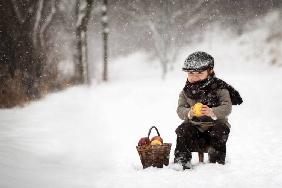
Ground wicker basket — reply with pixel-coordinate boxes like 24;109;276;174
136;126;172;169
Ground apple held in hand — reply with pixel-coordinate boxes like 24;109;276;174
138;137;150;146
193;102;203;117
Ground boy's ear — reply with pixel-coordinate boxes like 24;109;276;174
208;69;215;76
208;68;214;73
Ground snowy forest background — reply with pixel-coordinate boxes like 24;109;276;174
1;0;282;188
1;0;282;107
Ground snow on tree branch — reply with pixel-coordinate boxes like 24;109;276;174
76;0;88;27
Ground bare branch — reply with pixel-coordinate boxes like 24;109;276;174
146;21;165;61
33;0;44;48
118;0;152;24
76;0;88;27
184;9;207;29
170;10;183;23
40;0;57;49
82;0;94;29
187;0;207;17
11;0;25;24
11;0;37;24
183;0;213;29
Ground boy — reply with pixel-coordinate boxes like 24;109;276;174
174;51;243;170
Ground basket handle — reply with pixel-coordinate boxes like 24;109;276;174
147;126;160;138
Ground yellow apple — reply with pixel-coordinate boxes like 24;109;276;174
150;140;162;145
193;102;203;117
150;136;163;144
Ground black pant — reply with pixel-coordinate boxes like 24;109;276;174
174;122;230;164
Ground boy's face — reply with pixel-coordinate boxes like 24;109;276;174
187;70;210;83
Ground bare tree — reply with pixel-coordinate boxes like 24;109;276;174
0;0;96;107
119;0;211;78
0;0;59;107
101;0;109;81
75;0;94;84
91;0;109;81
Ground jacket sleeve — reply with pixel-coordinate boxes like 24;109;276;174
212;89;232;120
176;90;191;120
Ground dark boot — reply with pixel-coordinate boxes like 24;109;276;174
182;161;192;170
174;123;200;169
208;124;230;164
208;147;217;163
174;136;191;164
208;147;226;164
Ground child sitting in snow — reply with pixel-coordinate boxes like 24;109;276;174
174;51;243;170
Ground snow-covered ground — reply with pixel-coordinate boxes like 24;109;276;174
1;13;282;188
1;51;282;188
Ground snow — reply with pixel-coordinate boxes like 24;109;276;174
76;0;88;27
1;12;282;188
183;51;213;71
102;15;108;23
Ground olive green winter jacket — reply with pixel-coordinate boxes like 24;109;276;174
177;89;232;132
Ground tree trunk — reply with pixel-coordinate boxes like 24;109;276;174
161;59;168;79
76;27;84;84
0;0;43;107
102;0;109;82
75;0;93;85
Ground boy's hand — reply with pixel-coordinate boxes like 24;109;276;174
187;106;194;119
188;105;216;119
201;105;215;117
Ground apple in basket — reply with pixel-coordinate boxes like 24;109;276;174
138;137;150;146
150;136;163;145
151;136;163;144
150;140;162;145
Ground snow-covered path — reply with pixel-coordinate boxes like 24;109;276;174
1;52;282;188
